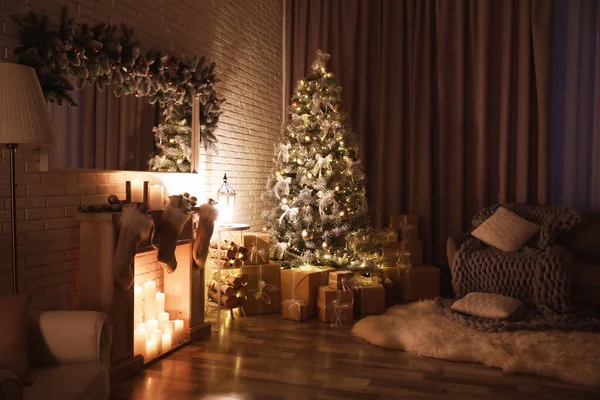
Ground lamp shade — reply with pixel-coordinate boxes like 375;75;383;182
217;173;236;225
0;63;54;147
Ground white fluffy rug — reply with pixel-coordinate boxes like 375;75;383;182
352;300;600;387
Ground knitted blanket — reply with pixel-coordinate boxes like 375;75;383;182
435;204;600;332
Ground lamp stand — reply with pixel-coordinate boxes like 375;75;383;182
7;143;18;294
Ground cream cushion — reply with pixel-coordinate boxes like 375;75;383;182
471;207;540;252
451;292;523;319
24;363;109;400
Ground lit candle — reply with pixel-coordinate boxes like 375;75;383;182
163;320;175;339
150;330;163;356
143;280;157;321
162;333;172;352
146;339;157;360
147;319;158;333
156;291;165;314
157;312;169;331
131;179;145;203
174;319;184;345
134;285;143;325
148;184;164;210
134;326;147;359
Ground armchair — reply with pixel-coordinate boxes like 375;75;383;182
0;311;111;400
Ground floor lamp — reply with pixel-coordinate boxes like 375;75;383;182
0;63;55;294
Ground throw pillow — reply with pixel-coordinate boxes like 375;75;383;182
0;294;29;382
451;292;523;319
471;206;540;252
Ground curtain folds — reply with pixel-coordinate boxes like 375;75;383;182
286;0;554;268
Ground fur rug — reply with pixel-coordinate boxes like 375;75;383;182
352;301;600;387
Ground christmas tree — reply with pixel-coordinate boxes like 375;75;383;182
263;51;382;273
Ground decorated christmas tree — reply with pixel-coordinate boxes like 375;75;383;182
263;51;382;273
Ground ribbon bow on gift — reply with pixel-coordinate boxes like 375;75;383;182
277;143;292;164
279;204;299;223
249;244;266;263
317;190;338;216
254;280;275;304
274;175;292;199
330;287;354;327
312;153;333;177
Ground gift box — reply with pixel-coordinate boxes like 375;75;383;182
399;266;440;300
389;214;419;241
317;286;354;324
382;278;397;308
281;266;335;317
241;232;270;265
382;241;423;266
381;265;404;283
328;271;354;290
241;263;281;315
282;300;312;321
377;227;398;243
353;280;386;316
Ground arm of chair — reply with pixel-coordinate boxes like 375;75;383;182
0;369;22;400
29;311;111;371
447;233;472;269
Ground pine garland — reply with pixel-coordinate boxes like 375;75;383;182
11;6;224;172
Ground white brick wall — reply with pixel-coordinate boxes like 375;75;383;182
0;0;283;308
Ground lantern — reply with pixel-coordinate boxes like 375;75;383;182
217;173;236;225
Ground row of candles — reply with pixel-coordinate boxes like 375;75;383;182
133;280;185;361
129;179;165;210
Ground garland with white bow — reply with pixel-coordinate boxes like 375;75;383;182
317;190;338;215
277;143;292;163
274;175;292;199
279;204;299;223
312;153;333;177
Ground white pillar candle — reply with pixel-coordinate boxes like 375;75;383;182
174;319;184;345
150;330;162;356
162;333;172;352
157;312;169;331
143;280;157;321
147;319;158;333
148;184;164;210
146;339;157;360
163;320;175;338
131;179;144;203
156;291;165;314
134;327;147;359
134;285;143;326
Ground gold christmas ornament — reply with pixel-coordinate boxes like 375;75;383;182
297;158;304;165
304;135;311;142
282;198;288;204
176;158;183;165
322;241;330;250
169;138;176;144
339;210;345;217
301;228;313;240
306;172;314;179
334;185;341;191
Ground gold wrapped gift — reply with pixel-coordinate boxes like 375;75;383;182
241;232;270;265
281;266;335;316
317;285;354;324
282;299;312;321
353;277;386;315
328;271;354;290
241;263;281;315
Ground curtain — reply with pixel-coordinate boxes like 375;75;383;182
550;0;600;211
51;85;158;171
286;0;553;272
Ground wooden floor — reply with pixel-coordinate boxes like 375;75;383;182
111;314;599;400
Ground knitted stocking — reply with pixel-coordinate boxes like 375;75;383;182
113;205;154;290
193;202;219;268
157;195;192;273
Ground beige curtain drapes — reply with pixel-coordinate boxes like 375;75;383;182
51;85;158;171
286;0;553;276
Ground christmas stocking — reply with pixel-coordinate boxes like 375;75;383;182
193;202;219;268
157;195;192;273
113;205;154;290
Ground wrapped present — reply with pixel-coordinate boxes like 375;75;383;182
282;299;312;321
382;241;423;266
390;214;419;241
353;277;386;315
399;266;440;300
241;232;270;265
242;263;281;315
328;271;354;290
281;266;335;317
382;278;397;308
317;286;354;324
377;227;398;243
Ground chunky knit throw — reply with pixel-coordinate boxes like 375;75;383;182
435;204;600;332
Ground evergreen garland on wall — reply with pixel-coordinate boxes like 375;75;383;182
11;6;224;172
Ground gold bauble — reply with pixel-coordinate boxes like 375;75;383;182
306;172;314;179
334;185;341;191
339;210;345;217
176;158;183;165
301;228;313;240
297;159;304;165
304;135;311;142
282;198;288;204
169;138;176;144
322;241;330;250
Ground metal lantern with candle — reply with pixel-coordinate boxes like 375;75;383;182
217;174;236;226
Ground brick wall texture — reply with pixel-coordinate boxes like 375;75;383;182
0;0;283;308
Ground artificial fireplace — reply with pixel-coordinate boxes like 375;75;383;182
76;211;209;378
